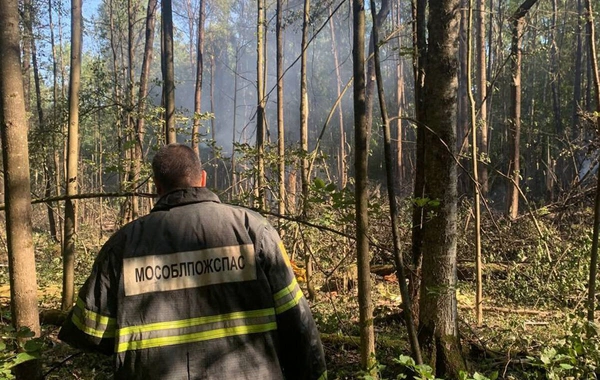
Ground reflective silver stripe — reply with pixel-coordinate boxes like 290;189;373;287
273;278;304;314
116;308;277;353
71;298;116;338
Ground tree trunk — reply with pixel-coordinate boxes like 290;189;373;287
231;44;241;199
62;0;82;311
210;55;217;188
48;0;62;243
467;0;483;327
507;0;538;220
417;0;466;375
410;0;427;324
0;1;42;377
353;0;376;373
192;0;205;155
21;0;32;118
162;0;176;144
329;7;346;190
300;0;315;299
277;0;286;219
476;0;488;195
571;0;583;173
585;0;600;323
134;0;157;219
127;0;138;220
364;0;390;135
256;0;266;208
370;0;422;363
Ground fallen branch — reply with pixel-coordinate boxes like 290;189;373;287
459;305;557;316
0;191;155;211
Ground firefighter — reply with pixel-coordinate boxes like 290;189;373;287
59;143;327;380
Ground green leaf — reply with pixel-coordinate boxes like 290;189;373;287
16;328;34;339
325;183;336;192
23;340;42;353
11;352;37;366
559;363;574;370
313;178;325;189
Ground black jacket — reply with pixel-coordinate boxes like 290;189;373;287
59;188;327;380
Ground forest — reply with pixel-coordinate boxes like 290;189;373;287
1;0;600;378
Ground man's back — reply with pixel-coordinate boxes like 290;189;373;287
59;188;326;380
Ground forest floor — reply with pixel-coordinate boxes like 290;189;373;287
1;198;599;379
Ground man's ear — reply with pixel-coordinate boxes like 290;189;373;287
200;170;207;187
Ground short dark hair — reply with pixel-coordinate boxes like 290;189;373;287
152;144;203;192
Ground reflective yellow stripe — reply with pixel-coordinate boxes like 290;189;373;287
118;308;275;336
72;298;116;338
117;322;277;352
273;278;298;301
318;371;328;380
72;311;115;338
76;298;116;327
275;288;303;314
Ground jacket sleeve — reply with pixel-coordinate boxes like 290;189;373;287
260;223;327;380
58;239;119;355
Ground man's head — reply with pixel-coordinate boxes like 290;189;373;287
152;144;205;196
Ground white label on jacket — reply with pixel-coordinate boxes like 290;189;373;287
123;244;257;296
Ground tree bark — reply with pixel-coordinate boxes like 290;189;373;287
410;0;427;324
300;0;315;299
476;0;488;195
585;0;600;323
507;0;538;220
353;0;376;373
277;0;286;220
133;0;157;219
370;0;422;363
467;0;483;327
192;0;205;155
329;7;346;190
162;0;176;144
0;4;42;378
62;0;82;311
417;0;466;375
256;0;266;208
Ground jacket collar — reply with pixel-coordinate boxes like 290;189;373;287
151;187;221;212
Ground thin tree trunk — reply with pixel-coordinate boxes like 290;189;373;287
410;0;427;324
256;0;266;208
507;0;538;220
127;0;138;219
585;0;600;323
210;55;217;188
62;0;82;311
353;0;376;373
134;0;157;219
476;0;488;195
300;0;315;299
395;2;404;187
329;7;346;189
370;0;422;364
231;46;240;198
467;0;483;327
192;0;205;155
0;1;42;376
277;0;286;220
162;0;176;143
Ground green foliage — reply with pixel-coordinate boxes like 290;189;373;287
0;327;43;380
525;318;600;379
